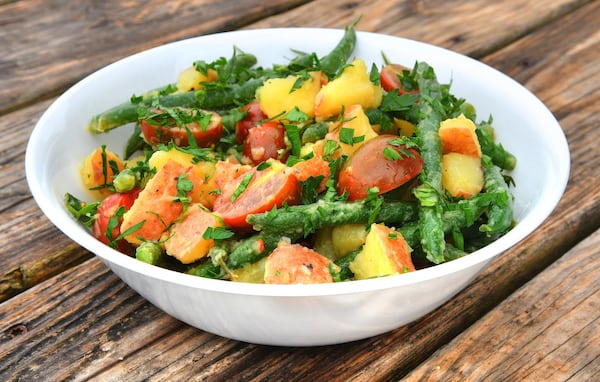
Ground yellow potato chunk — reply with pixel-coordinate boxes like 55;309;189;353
331;223;367;258
231;257;267;283
442;152;484;198
176;66;218;92
163;204;223;264
350;224;414;280
439;114;482;158
80;147;124;197
328;104;379;158
314;59;383;121
313;227;337;261
149;149;217;208
256;71;323;119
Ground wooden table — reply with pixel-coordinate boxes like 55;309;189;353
1;0;598;380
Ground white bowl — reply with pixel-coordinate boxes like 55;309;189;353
25;28;570;346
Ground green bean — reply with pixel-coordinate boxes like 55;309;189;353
225;232;290;269
124;124;151;159
412;61;446;264
398;193;494;263
480;156;514;235
301;122;329;144
319;17;360;79
476;122;517;171
247;199;419;237
86;91;202;134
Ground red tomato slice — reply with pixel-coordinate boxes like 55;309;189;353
264;243;335;284
243;121;287;165
236;100;267;144
213;163;300;228
91;189;140;253
380;64;418;95
140;107;223;147
338;135;423;201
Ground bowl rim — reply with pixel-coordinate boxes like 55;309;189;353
25;27;571;298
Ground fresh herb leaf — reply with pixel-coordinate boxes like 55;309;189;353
64;193;99;227
283;106;311;124
231;172;254;202
380;92;419;113
383;146;402;161
300;175;325;204
370;63;380;85
203;226;235;240
322;139;340;161
285;124;302;157
339;127;365;146
256;161;271;171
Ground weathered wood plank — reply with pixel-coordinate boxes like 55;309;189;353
0;0;311;114
0;97;93;301
0;0;588;115
247;0;590;58
402;229;600;381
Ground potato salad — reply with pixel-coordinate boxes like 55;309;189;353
66;20;517;284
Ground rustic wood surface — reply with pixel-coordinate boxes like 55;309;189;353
0;0;598;380
403;229;600;381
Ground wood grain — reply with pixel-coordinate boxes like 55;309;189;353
402;229;600;381
246;0;590;58
0;0;588;115
0;0;311;114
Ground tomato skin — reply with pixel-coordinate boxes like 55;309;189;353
140;108;223;148
92;189;140;253
338;135;423;201
243;121;287;165
380;64;418;95
236;101;267;144
213;163;300;229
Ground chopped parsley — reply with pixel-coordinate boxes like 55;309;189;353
203;226;235;240
231;172;254;202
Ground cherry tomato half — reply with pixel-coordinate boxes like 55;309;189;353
213;163;300;229
140;107;223;147
380;64;419;95
243;121;287;165
91;189;140;253
236;100;267;144
338;135;423;201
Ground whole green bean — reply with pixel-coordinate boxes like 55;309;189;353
319;18;359;79
476;122;517;171
412;61;446;264
247;199;419;237
480;156;514;235
225;232;292;270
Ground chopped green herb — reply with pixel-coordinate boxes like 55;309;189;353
256;161;271;171
383;146;403;161
339;127;365;146
369;62;380;85
203;226;235;240
231;172;254;202
285;124;302;156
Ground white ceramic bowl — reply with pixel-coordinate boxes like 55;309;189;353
26;29;570;346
